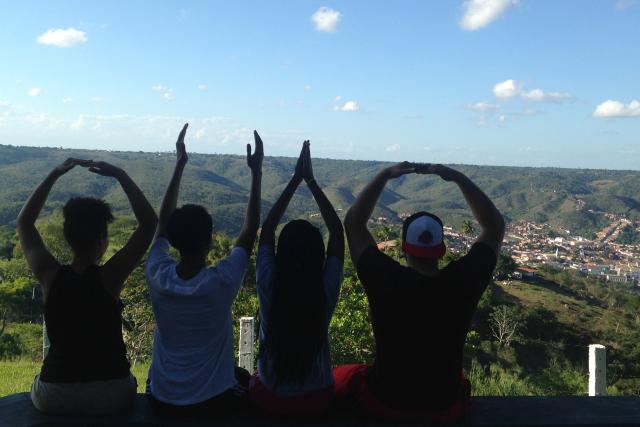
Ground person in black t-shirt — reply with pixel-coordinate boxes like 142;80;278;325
335;162;505;422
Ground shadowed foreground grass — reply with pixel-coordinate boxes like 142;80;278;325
0;360;150;397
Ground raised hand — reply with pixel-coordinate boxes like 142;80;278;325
301;141;314;182
248;130;264;173
176;123;188;165
384;161;416;179
415;163;463;182
86;161;124;178
52;158;92;177
294;141;306;179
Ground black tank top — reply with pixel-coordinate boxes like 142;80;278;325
40;265;130;383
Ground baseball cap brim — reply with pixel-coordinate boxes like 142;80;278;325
402;241;446;259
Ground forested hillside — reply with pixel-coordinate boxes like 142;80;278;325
1;145;639;237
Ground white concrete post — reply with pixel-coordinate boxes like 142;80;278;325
589;344;607;396
239;317;255;373
42;320;50;360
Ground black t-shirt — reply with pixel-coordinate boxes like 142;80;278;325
356;242;497;409
40;265;130;383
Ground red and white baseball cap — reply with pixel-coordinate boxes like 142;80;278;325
401;212;446;259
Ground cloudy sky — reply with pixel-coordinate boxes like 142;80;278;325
1;1;639;169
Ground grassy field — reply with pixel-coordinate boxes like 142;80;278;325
0;360;149;397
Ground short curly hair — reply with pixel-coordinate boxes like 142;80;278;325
63;197;114;252
167;204;213;253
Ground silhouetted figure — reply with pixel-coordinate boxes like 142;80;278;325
144;124;262;415
337;162;505;422
17;159;157;414
250;141;344;415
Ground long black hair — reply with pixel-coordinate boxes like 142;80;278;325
261;219;327;387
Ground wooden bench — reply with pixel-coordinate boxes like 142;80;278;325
2;393;640;426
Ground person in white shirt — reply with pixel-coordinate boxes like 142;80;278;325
250;141;344;415
145;123;263;415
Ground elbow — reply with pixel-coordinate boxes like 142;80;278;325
343;208;355;230
16;211;31;230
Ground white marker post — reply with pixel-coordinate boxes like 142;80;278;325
589;344;607;396
42;320;50;360
239;317;255;373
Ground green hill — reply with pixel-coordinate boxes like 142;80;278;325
1;145;639;237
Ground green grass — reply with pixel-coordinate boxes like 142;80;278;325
0;360;150;397
0;360;40;397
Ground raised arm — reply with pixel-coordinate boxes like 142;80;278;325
258;142;304;247
419;164;505;255
17;158;91;298
235;131;264;252
302;142;344;260
344;162;416;266
93;161;158;298
157;123;188;239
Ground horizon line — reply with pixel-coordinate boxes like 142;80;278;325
1;143;638;173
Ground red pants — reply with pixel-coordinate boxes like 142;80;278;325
333;364;471;423
249;374;334;416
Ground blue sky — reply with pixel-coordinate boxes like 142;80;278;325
0;1;638;169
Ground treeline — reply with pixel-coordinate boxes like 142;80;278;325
1;145;640;238
2;214;640;395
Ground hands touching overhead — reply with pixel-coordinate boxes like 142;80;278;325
381;161;464;182
293;140;314;182
51;158;93;177
51;157;126;180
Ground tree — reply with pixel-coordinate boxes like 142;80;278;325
489;305;522;347
120;265;155;368
462;219;476;237
495;254;517;279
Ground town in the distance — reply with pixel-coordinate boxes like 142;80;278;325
370;212;640;285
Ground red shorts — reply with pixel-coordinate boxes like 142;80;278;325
333;364;471;423
249;374;334;416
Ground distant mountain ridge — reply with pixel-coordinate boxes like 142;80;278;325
1;145;639;237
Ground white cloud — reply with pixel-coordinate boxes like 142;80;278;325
91;96;104;103
334;95;342;101
312;7;342;33
197;84;208;91
335;100;359;112
70;115;85;130
492;79;571;103
194;128;206;140
37;28;87;48
61;97;73;103
593;99;640;118
493;79;521;98
153;85;175;100
498;114;507;122
615;0;637;11
521;88;570;102
385;144;400;152
304;85;312;91
460;0;517;31
29;88;42;97
469;102;500;111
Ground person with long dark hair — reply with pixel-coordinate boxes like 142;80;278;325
144;124;262;415
250;141;344;415
18;158;157;414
